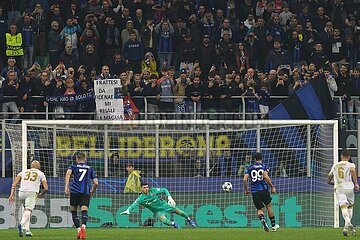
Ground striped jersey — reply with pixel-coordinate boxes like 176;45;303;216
245;162;270;192
68;163;97;194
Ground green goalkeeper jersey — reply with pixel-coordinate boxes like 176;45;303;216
127;187;172;213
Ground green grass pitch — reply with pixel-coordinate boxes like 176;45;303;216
0;228;354;240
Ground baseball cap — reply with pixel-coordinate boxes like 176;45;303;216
180;68;187;74
203;35;210;38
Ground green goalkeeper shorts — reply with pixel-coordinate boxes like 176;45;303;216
155;205;177;218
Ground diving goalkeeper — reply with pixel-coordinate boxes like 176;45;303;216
120;182;196;229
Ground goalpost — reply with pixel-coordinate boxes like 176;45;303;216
5;120;339;229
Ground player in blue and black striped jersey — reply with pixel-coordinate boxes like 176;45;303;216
243;152;279;232
65;152;98;240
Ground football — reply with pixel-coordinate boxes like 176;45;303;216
222;182;233;192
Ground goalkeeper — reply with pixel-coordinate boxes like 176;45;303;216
120;182;196;229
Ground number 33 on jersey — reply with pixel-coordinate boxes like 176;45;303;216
18;169;46;193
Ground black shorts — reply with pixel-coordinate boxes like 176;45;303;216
252;190;272;210
70;193;90;207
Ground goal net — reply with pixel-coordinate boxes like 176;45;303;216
4;120;338;229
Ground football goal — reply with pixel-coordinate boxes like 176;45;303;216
4;120;338;229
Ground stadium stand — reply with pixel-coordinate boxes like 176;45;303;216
0;0;359;128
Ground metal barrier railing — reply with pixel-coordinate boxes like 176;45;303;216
0;95;358;177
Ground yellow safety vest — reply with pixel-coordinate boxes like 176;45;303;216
6;33;24;56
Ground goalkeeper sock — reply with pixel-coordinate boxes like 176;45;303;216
81;211;88;226
177;209;189;219
269;216;276;227
258;214;265;222
71;211;80;228
341;207;351;226
160;217;173;226
20;210;31;228
348;207;353;221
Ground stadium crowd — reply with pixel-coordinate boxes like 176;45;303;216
0;0;359;127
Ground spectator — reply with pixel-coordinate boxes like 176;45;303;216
186;76;205;117
109;153;120;177
173;18;190;68
157;69;174;119
2;70;20;122
5;24;24;68
324;67;338;98
32;3;47;58
48;21;62;68
313;6;330;32
102;17;120;64
121;20;140;48
287;31;306;69
155;18;174;69
216;30;237;73
142;73;159;120
244;32;262;71
117;7;132;32
20;13;35;70
252;17;266;45
330;0;348;30
173;68;190;119
200;8;215;38
60;16;81;58
140;16;156;54
309;43;330;69
80;44;99;73
98;65;112;79
1;58;21;78
279;5;293;27
265;40;291;72
124;163;141;193
199;35;215;77
329;28;346;65
242;80;259;120
109;52;127;76
258;81;270;119
63;78;76;119
59;44;78;69
18;72;33;118
234;21;249;43
128;73;145;118
236;42;250;76
238;154;252;177
344;35;357;68
218;74;234;119
48;6;64;30
133;8;145;32
297;5;315;27
267;16;284;42
203;71;219;114
0;6;7;69
101;0;116;21
122;31;144;74
188;14;201;44
215;17;234;43
178;34;198;72
141;52;158;77
346;68;360;129
79;26;100;49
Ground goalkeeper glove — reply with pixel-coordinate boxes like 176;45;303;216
120;210;130;215
168;196;176;207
